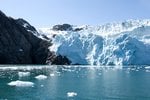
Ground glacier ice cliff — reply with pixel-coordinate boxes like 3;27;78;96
39;20;150;65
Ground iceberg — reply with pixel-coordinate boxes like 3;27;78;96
67;92;77;97
35;75;48;80
8;80;34;87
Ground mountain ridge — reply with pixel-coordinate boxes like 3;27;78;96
1;10;150;65
0;10;71;65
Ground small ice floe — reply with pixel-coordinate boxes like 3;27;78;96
35;75;47;80
131;68;136;71
19;49;23;52
135;70;139;72
146;70;150;72
67;92;77;97
50;73;55;77
18;72;30;77
145;66;150;69
8;80;34;87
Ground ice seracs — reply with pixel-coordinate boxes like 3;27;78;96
39;19;150;65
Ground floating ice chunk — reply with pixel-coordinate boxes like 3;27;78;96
67;92;77;97
19;49;23;52
18;72;30;77
145;66;150;69
50;73;55;77
35;75;47;80
8;80;34;87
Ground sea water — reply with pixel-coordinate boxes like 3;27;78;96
0;65;150;100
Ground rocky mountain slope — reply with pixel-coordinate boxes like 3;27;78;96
0;11;70;64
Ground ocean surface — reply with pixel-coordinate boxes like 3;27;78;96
0;65;150;100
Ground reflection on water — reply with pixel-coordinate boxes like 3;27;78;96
0;65;150;99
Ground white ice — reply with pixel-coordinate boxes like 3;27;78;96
8;80;34;87
18;72;30;77
67;92;77;97
39;19;150;65
35;75;48;80
50;73;55;77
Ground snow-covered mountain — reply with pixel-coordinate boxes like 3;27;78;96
39;19;150;65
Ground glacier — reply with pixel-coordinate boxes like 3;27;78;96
39;19;150;65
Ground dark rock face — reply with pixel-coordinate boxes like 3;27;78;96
52;24;72;31
46;52;71;65
0;11;47;64
0;10;71;65
16;18;37;32
51;55;71;65
74;28;83;32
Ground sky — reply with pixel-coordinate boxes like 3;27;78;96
0;0;150;28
